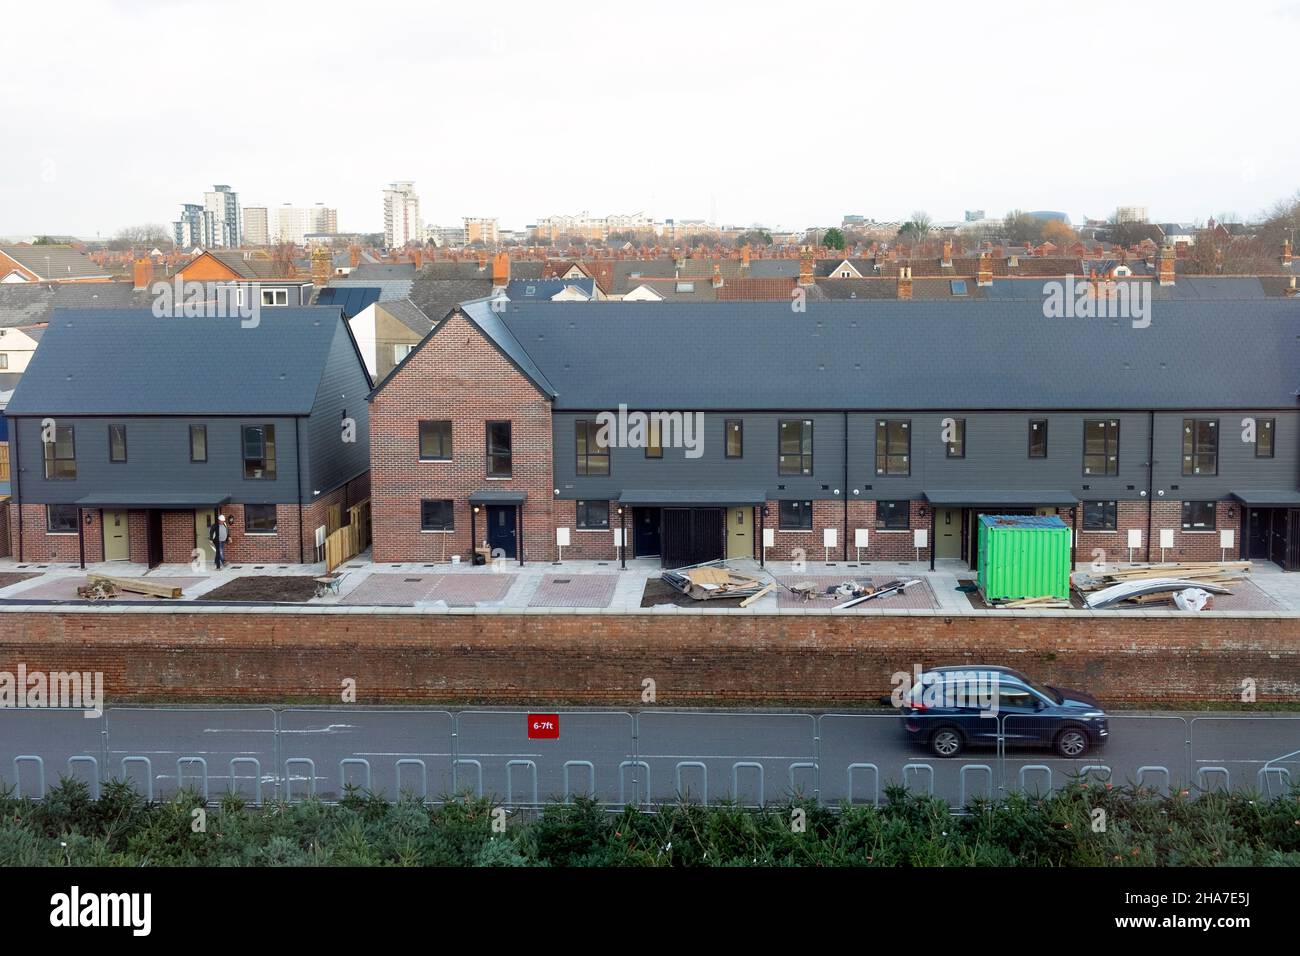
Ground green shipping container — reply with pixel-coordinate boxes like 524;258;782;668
977;514;1072;601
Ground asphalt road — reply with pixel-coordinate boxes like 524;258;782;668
2;707;1297;808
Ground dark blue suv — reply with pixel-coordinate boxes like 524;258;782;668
900;666;1108;758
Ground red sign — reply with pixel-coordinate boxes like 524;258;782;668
527;713;560;739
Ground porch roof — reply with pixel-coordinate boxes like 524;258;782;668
617;489;767;507
74;493;232;509
1231;490;1300;507
923;489;1077;508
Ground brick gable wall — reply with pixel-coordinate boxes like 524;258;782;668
370;309;555;563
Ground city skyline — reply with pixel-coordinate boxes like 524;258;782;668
2;0;1298;238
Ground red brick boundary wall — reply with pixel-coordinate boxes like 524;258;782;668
1;611;1296;705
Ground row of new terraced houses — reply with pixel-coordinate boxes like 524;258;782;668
4;290;1300;571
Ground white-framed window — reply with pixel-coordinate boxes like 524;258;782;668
261;288;288;307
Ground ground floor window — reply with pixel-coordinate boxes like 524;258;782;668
778;500;813;530
1181;500;1216;531
46;504;78;533
875;500;910;530
1082;500;1117;531
244;503;278;534
420;499;454;531
576;500;609;529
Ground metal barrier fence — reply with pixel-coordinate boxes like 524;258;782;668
2;707;1298;810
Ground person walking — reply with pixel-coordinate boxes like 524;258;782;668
209;514;230;569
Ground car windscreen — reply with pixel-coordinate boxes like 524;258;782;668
1022;678;1062;705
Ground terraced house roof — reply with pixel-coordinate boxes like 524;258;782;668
6;307;350;416
448;298;1300;411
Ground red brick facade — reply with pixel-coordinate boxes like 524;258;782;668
0;609;1294;705
6;471;369;567
370;309;556;563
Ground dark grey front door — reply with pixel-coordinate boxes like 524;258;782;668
634;507;661;557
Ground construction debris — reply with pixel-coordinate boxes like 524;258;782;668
76;579;118;601
998;595;1073;609
832;579;918;610
86;573;182;600
1072;561;1248;592
661;560;767;601
1084;577;1232;609
1173;588;1213;612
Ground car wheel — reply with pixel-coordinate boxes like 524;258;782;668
1055;727;1089;758
929;727;964;758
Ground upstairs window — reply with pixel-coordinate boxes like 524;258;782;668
778;420;813;475
190;425;207;462
575;420;610;476
945;419;966;459
725;419;743;458
419;420;452;461
1028;419;1048;458
242;424;277;479
1256;418;1275;458
43;424;76;480
108;424;127;463
486;421;512;477
875;420;910;476
261;288;288;307
646;419;662;459
1083;419;1119;476
1182;419;1218;475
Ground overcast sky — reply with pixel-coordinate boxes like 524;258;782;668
2;0;1298;238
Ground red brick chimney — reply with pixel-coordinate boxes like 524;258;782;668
349;244;361;269
897;266;913;300
741;244;751;269
477;253;489;271
941;239;953;268
977;252;993;287
492;251;511;288
311;245;330;286
413;248;424;269
1157;245;1176;286
1284;239;1293;265
711;264;724;289
132;257;154;291
798;247;815;286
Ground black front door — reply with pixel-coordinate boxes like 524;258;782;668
146;510;164;569
486;505;517;559
1248;508;1273;560
634;507;661;557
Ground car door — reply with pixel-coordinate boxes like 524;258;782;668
993;685;1043;746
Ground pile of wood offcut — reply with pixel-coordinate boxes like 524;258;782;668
661;560;770;603
1072;561;1249;609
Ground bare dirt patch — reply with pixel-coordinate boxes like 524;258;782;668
197;576;320;603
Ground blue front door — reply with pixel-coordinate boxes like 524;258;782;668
486;505;517;559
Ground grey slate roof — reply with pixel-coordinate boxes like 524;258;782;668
0;245;111;280
6;307;348;416
0;282;146;327
457;298;1300;411
407;278;494;317
349;263;417;280
323;277;415;302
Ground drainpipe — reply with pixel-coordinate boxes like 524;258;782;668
77;507;85;570
842;411;849;561
517;503;524;565
619;506;626;569
1145;411;1155;562
295;417;304;564
13;418;22;562
758;505;766;568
